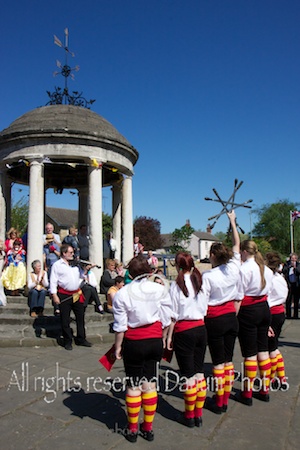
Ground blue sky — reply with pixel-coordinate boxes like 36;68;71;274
1;0;299;234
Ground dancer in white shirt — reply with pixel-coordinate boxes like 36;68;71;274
264;252;289;390
203;210;241;414
167;252;208;428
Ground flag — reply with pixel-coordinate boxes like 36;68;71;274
99;345;116;371
292;211;300;223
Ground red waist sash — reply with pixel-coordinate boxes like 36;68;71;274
58;287;85;303
125;321;162;340
241;295;267;307
174;319;204;334
270;304;285;315
206;301;236;318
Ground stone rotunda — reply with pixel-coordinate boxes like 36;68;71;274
0;104;139;283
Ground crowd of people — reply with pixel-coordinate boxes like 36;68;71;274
0;217;295;443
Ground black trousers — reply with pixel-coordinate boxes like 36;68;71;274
173;325;207;378
81;284;101;308
286;283;299;319
58;293;86;345
268;312;285;353
205;312;239;366
123;337;163;386
238;301;271;358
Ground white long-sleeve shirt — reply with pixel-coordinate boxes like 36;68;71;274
50;259;82;294
113;278;172;332
202;251;241;306
238;257;273;298
267;272;288;308
170;274;208;321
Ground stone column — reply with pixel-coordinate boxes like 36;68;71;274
122;175;133;264
112;183;122;262
88;164;103;284
78;187;88;228
5;176;12;231
0;169;6;240
27;160;44;273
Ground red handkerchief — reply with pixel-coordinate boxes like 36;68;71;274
99;344;116;371
162;347;173;363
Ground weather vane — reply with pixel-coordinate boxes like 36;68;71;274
204;179;252;234
46;28;95;108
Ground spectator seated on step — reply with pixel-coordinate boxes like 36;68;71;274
100;259;118;296
80;262;104;314
27;259;49;318
1;239;26;296
105;276;125;313
0;239;7;306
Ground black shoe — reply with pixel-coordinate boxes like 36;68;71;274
124;428;138;443
65;343;73;351
254;392;270;402
177;413;195;428
194;416;203;427
76;340;92;347
95;305;104;314
222;404;228;412
235;392;253;406
139;424;154;441
205;397;223;415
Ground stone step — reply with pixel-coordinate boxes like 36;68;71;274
4;294;107;305
0;308;113;322
0;294;115;348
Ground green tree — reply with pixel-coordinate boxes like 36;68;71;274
170;224;195;254
133;216;163;250
252;200;299;256
11;196;28;235
102;212;113;238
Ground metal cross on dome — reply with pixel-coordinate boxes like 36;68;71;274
46;28;95;108
204;179;252;234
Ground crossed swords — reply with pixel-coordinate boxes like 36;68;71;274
204;179;252;234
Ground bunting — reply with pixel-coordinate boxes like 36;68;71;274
291;211;300;223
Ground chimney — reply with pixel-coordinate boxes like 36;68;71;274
206;224;212;233
186;219;190;228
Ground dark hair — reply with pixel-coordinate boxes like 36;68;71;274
127;254;151;279
61;243;71;255
114;276;124;285
175;252;202;297
265;252;282;273
210;242;233;265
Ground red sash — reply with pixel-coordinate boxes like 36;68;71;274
206;301;236;318
241;295;267;307
125;321;162;340
270;304;285;315
58;287;85;303
174;319;204;334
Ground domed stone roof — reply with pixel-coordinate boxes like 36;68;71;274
0;104;138;164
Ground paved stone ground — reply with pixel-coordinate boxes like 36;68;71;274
0;318;299;450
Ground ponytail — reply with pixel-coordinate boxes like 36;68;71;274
175;252;202;297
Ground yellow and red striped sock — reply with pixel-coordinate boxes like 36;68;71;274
270;356;278;381
243;359;257;399
183;384;197;419
195;378;206;418
212;368;225;407
258;358;271;395
126;394;142;432
223;363;234;406
141;391;158;432
276;352;286;383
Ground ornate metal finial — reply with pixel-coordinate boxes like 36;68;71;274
46;28;95;108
